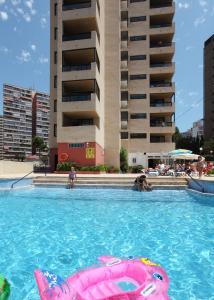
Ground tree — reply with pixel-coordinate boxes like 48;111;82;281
32;136;46;155
120;147;129;173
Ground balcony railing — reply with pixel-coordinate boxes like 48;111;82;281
150;2;172;9
62;1;91;11
62;93;91;102
62;64;91;72
150;102;172;107
62;32;91;42
150;121;173;127
150;82;172;88
150;42;172;48
150;63;172;68
150;23;172;29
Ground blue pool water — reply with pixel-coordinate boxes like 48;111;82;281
0;188;214;299
0;178;32;189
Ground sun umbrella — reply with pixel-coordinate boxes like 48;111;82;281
168;149;192;155
171;153;204;160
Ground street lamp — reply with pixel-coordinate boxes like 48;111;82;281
210;150;213;160
199;147;203;154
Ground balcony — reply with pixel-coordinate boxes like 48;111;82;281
150;101;175;113
150;1;175;15
62;63;92;72
121;80;128;89
121;100;128;109
150;41;173;48
121;60;128;69
121;120;128;130
150;82;175;94
150;62;175;74
150;121;173;127
150;22;175;35
121;0;127;10
63;32;91;42
62;1;91;11
61;93;101;117
62;31;100;53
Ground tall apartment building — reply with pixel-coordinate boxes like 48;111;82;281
204;34;214;140
50;0;175;169
3;84;49;160
0;116;3;160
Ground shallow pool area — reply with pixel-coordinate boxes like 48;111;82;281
0;188;214;299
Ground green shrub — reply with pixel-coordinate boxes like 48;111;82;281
120;147;129;173
129;165;144;173
207;169;214;175
57;161;81;171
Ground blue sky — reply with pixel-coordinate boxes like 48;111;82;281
0;0;213;132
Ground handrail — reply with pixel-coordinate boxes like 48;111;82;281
188;174;205;193
11;171;34;189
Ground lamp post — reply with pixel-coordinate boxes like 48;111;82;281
199;147;203;155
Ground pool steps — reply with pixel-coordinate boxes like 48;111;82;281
33;175;188;189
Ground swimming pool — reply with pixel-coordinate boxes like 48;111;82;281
0;188;214;299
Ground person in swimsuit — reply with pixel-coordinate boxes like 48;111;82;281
196;156;204;178
134;175;152;192
68;167;76;188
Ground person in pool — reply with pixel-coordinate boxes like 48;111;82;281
134;175;152;192
68;167;76;188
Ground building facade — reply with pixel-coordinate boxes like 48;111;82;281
182;119;204;140
204;34;214;140
0;116;3;160
50;0;175;169
3;84;49;160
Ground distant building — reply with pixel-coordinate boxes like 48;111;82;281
3;84;49;160
182;119;204;139
0;116;3;160
191;119;203;139
204;34;214;140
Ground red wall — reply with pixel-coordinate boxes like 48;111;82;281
58;142;104;166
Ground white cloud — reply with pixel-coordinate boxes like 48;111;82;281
194;15;206;27
17;50;31;62
0;0;5;5
11;0;21;5
39;57;49;64
25;0;36;15
31;44;36;51
188;91;199;97
0;11;8;20
13;26;17;31
185;45;194;51
178;2;190;9
199;0;207;7
0;46;9;53
17;7;31;22
40;17;47;28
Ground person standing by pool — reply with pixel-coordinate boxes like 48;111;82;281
196;156;205;178
134;175;152;192
68;167;76;188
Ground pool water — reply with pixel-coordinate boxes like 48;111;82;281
0;188;214;300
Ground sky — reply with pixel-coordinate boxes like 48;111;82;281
0;0;214;132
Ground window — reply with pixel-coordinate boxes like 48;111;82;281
130;94;146;99
130;133;147;139
121;91;128;100
132;158;137;164
121;111;128;121
130;35;146;41
54;3;57;16
130;74;146;80
121;51;128;61
130;113;147;119
121;71;128;81
130;55;146;60
54;76;57;88
121;11;128;21
121;31;128;41
54;99;57;112
54;124;57;137
69;143;85;148
130;16;146;22
54;27;58;40
121;132;129;139
54;51;57;64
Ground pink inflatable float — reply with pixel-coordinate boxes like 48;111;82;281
34;256;170;300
